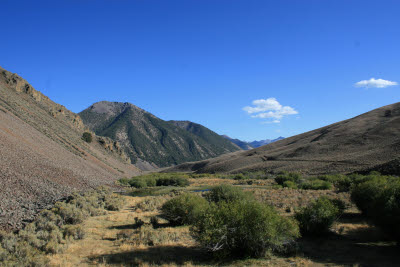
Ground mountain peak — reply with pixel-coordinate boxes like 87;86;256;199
80;106;240;168
89;101;144;115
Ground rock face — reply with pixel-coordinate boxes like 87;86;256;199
0;66;140;230
168;102;400;175
79;102;241;168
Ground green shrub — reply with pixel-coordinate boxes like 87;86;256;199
146;177;157;187
205;184;253;203
233;173;246;180
351;175;400;241
295;197;341;236
129;178;148;188
136;197;166;212
318;174;352;191
283;180;298;189
104;194;125;211
70;194;105;216
125;175;190;188
275;172;301;185
82;132;93;143
63;225;86;240
300;179;332;190
191;199;300;258
53;202;85;225
160;194;209;226
118;177;130;186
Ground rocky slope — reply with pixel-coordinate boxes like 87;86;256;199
168;102;400;175
79;102;241;168
0;66;140;230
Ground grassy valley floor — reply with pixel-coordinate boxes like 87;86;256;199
47;177;399;267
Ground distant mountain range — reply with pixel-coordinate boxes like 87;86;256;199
79;102;240;168
168;102;400;175
222;135;285;150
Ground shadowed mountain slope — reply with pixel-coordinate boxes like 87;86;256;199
79;102;241;168
169;120;240;151
0;66;139;230
167;103;400;175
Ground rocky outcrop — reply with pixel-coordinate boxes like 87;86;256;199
97;136;131;163
0;66;85;130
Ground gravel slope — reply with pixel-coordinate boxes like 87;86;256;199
0;67;140;230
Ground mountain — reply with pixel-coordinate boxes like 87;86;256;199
169;121;241;151
222;135;254;150
0;66;139;230
167;102;400;175
221;136;285;150
79;102;241;168
249;137;285;148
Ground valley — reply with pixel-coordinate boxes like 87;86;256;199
40;173;397;266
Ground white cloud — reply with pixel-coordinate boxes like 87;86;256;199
354;78;397;88
243;98;298;123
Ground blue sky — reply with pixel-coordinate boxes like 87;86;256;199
1;0;399;141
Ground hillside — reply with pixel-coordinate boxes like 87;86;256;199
169;120;240;151
79;102;241;168
167;102;400;175
0;66;140;230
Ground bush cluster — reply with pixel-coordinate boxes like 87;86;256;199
351;174;400;242
119;173;190;188
204;184;253;203
232;171;270;180
275;172;301;185
160;185;300;258
300;179;332;190
82;132;93;143
275;172;334;190
160;194;208;226
192;199;299;258
0;186;123;265
295;196;343;236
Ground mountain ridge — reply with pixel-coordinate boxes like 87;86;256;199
79;102;241;168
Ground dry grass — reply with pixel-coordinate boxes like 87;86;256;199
249;187;350;214
47;181;398;267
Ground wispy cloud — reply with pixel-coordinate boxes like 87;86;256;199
355;78;397;88
243;98;298;123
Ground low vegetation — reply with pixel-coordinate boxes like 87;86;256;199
160;194;208;226
0;187;124;266
160;185;300;259
351;173;400;242
81;131;93;143
119;173;190;188
295;196;344;236
5;170;398;266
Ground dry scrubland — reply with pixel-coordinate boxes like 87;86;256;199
31;172;398;267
